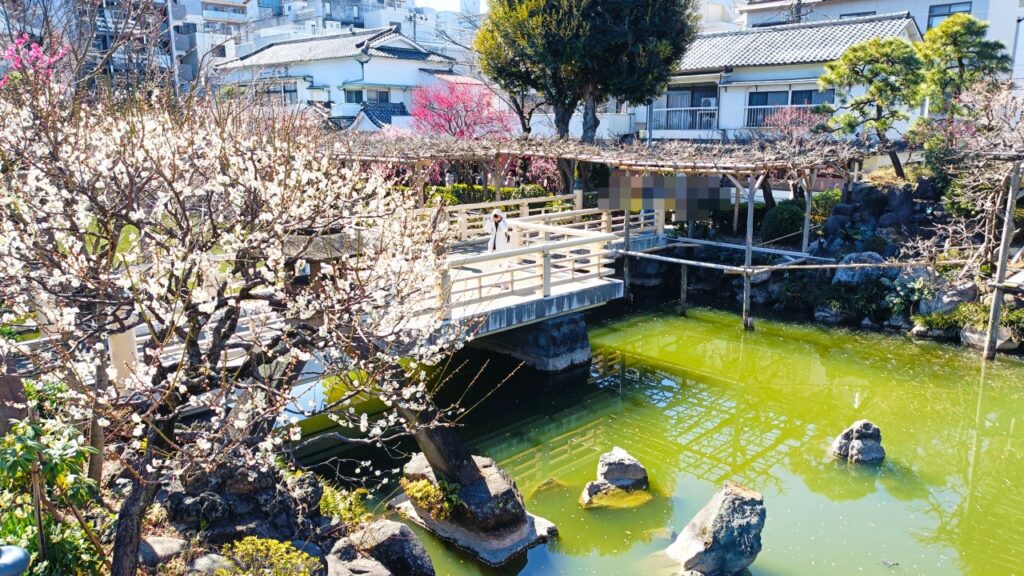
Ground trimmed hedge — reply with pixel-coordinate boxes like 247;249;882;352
427;184;551;205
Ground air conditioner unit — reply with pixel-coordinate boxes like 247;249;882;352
700;97;717;107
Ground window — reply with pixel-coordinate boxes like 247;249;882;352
928;2;971;28
282;82;298;104
367;90;390;103
211;45;226;58
260;82;298;105
840;11;875;18
345;89;363;104
790;89;834;106
747;91;788;107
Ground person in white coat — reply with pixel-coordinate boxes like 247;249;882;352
484;209;510;252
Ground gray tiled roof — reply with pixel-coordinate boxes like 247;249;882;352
220;27;452;70
358;102;409;128
676;12;918;74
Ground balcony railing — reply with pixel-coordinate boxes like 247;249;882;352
651;107;717;131
202;9;248;22
744;104;813;128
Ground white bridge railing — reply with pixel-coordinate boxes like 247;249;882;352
441;219;616;315
433;191;584;243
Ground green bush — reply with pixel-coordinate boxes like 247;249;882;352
215;537;321;576
812;188;842;223
882;275;936;317
0;415;105;576
319;482;372;527
400;477;462;521
761;202;806;245
814;278;891;322
426;184;551;205
709;202;767;235
913;301;1024;336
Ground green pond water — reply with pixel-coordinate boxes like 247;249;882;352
409;308;1024;576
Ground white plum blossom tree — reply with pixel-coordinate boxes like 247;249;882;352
0;67;473;573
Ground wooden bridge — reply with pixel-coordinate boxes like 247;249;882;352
435;192;660;337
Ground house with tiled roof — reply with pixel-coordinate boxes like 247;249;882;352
217;25;478;130
643;12;923;140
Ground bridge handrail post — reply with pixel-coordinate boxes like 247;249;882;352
542;249;552;297
601;211;612;233
574;189;583;211
655;209;665;236
440;270;451;319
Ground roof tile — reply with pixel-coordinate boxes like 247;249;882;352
677;12;917;73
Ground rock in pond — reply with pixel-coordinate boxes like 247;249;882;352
665;482;766;576
831;420;885;464
580;447;650;508
350;519;434;576
961;325;1020;351
393;453;557;567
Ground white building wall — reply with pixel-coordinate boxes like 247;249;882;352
220;50;450;117
743;0;1019;70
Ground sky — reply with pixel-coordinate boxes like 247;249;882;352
415;0;488;13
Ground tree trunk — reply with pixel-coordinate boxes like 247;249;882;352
581;88;600;145
760;175;777;210
87;348;110;485
399;406;478;486
110;417;176;576
553;105;573;140
888;149;906;181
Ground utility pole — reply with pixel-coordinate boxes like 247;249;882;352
791;0;803;23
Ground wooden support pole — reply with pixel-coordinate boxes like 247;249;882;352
801;168;817;252
623;209;631;305
743;173;762;331
985;162;1021;359
680;264;688;317
733;185;741;235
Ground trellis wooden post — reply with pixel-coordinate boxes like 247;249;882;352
743;173;764;331
801;168;817;253
985;161;1022;359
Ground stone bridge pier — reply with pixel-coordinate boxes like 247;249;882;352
469;313;592;373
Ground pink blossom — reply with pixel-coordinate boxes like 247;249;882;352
411;82;513;139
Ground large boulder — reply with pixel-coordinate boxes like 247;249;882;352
961;325;1020;351
403;453;525;532
187;553;233;575
350;520;434;576
580;447;650;507
139;536;187;568
823;214;851;238
832;252;894;285
831;420;885;464
597;447;648;490
665;482;766;576
327;538;393;576
919;282;978;316
394;453;557;566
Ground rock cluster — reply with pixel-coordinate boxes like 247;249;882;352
665;482;766;576
579;447;650;507
393;452;556;566
160;460;324;545
831;420;886;464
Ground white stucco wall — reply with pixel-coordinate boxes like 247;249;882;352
219;42;452;117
